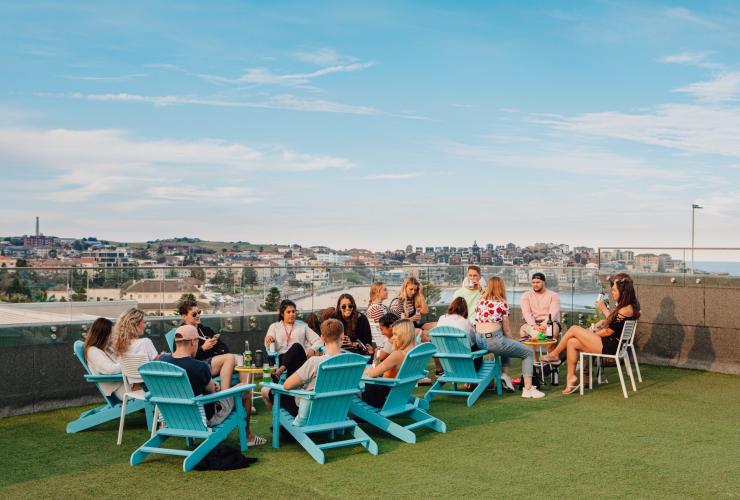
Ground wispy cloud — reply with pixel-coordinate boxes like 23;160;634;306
64;73;149;82
363;172;421;180
292;48;357;66
659;51;721;69
674;71;740;102
665;7;718;29
146;186;259;204
38;91;380;116
197;62;375;87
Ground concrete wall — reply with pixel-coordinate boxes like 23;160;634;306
631;278;740;375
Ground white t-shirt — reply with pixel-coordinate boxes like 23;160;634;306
436;313;477;346
293;352;337;425
382;339;395;355
266;320;323;355
123;338;158;383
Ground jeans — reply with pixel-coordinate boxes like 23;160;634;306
476;331;534;378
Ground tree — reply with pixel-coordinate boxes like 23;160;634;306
190;267;206;281
262;287;281;311
15;258;28;268
243;267;257;289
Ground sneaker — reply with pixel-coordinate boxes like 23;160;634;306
522;387;546;399
500;373;515;391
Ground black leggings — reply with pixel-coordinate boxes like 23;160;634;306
268;344;308;416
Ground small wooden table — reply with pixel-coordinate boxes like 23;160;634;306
235;366;275;410
520;338;558;386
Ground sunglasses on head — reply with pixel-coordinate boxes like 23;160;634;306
608;277;627;286
340;304;354;310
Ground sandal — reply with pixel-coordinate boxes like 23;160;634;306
540;353;560;363
248;435;267;446
561;385;580;395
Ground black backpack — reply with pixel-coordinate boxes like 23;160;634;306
193;444;257;471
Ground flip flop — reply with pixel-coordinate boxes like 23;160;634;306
561;385;580;395
248;435;267;446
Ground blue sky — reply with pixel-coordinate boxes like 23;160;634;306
1;1;740;251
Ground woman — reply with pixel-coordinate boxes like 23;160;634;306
84;317;125;401
112;307;158;386
541;273;640;394
389;277;429;328
362;318;417;408
437;297;481;373
333;293;373;357
264;300;322;379
475;277;545;399
367;282;390;347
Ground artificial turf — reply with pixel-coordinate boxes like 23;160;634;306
1;364;738;499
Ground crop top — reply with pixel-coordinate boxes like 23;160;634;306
475;299;509;323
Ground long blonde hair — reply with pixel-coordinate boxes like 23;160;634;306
397;276;422;307
482;277;507;302
112;307;146;356
392;319;417;351
368;282;386;305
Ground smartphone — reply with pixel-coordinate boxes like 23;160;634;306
213;333;221;339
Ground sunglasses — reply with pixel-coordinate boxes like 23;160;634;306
340;304;355;310
190;310;201;317
608;278;627;286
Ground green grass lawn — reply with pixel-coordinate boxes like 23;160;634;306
1;364;739;499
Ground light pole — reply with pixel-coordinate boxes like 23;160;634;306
691;203;703;275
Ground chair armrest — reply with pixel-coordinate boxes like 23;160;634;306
84;373;122;383
471;349;488;359
261;382;315;400
361;376;397;386
193;384;255;405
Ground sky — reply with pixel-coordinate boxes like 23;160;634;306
1;0;740;252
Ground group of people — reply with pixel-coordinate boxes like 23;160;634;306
82;268;640;441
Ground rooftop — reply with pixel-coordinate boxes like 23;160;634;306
1;364;738;498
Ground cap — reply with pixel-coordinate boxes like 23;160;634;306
174;324;198;340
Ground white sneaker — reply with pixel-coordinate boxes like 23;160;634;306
500;373;515;391
522;387;546;399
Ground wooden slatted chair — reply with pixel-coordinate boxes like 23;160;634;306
262;353;378;464
130;361;254;472
66;340;153;434
424;326;501;407
350;342;446;444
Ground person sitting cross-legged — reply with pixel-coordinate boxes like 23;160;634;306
160;325;266;445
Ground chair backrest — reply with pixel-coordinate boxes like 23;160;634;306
428;326;478;379
301;353;368;427
382;342;436;411
74;340;119;405
617;320;637;356
165;328;177;352
119;353;150;392
138;361;209;433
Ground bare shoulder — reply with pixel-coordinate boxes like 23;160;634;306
618;305;634;317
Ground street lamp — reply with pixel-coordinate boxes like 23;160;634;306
691;203;703;275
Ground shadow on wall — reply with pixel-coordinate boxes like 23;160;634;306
644;297;685;364
686;321;715;370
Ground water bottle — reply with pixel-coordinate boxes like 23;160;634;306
546;314;554;339
262;363;271;385
597;290;609;308
243;341;252;367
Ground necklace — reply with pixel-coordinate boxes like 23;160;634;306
283;321;295;344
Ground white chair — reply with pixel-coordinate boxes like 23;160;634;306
117;353;159;445
580;320;638;399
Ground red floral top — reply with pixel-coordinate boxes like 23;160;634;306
475;299;509;323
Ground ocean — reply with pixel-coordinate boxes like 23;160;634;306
693;261;740;276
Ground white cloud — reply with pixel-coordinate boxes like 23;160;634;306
197;62;375;87
40;91;380;116
535;103;740;158
64;73;149;82
146;186;259;204
292;48;357;65
363;173;421;180
665;7;718;29
695;191;740;216
674;71;740;102
0;126;354;202
659;51;721;69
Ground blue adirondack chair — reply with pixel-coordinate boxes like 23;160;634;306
262;353;378;464
350;342;446;444
130;361;254;472
67;340;153;434
424;326;501;407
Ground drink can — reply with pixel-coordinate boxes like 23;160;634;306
254;349;264;367
269;342;276;353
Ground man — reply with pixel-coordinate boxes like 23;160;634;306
160;325;266;445
178;300;243;395
451;265;484;324
519;272;561;353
